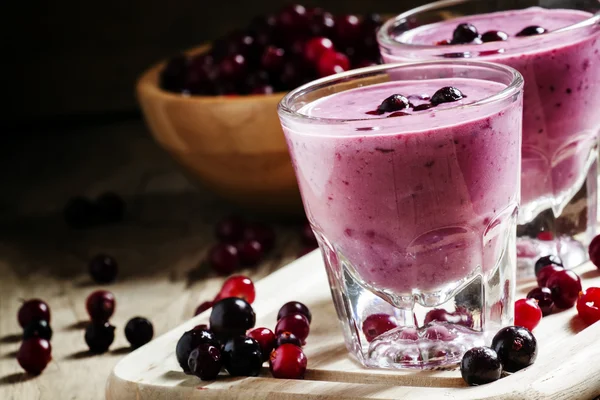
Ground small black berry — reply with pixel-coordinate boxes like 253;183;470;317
188;343;223;380
125;317;154;348
460;346;502;385
176;325;218;373
491;326;537;372
452;23;480;44
276;331;302;348
222;336;263;377
23;319;53;341
85;322;115;354
516;26;546;37
89;254;118;284
377;94;410;113
431;87;464;105
481;31;509;43
209;298;256;339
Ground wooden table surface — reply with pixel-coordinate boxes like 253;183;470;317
0;120;305;400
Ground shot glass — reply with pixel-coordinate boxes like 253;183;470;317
377;0;600;277
278;61;523;369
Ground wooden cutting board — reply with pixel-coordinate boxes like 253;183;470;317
106;250;600;400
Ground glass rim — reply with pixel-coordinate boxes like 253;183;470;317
277;59;523;125
377;0;600;52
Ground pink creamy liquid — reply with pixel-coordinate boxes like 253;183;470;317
284;79;522;293
390;8;600;217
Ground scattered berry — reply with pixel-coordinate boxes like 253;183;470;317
277;301;312;324
236;240;264;266
216;275;256;304
86;290;116;322
215;215;246;243
85;322;115;354
95;192;125;223
317;51;350;77
188;343;223;381
460;346;502;386
514;298;542;331
176;326;218;373
208;243;239;275
275;313;310;344
125;317;154;348
536;264;564;288
17;338;52;375
269;343;307;379
481;30;509;42
248;327;276;361
209;298;256;338
377;94;410;113
334;14;363;46
452;23;480;44
577;287;600;325
546;269;582;309
88;254;118;284
491;326;537;372
431;86;464;105
588;235;600;269
304;37;335;65
222;336;263;377
362;314;397;342
261;46;286;73
23;319;53;341
18;299;51;328
195;301;213;316
276;331;302;347
534;255;563;277
526;287;554;316
243;222;275;251
516;26;546;37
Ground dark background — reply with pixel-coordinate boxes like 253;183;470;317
0;0;430;127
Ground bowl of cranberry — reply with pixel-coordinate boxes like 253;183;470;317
137;4;382;214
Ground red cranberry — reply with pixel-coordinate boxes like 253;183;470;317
218;54;246;82
362;314;397;342
452;23;480;44
277;301;312;324
516;26;546;37
277;4;310;40
215;275;256;304
17;338;52;375
317;51;349;77
89;254;118;284
577;287;600;325
526;287;554;316
546;270;582;309
85;321;115;353
261;46;286;73
243;222;275;251
86;290;115;322
18;299;51;328
334;15;363;46
588;234;600;270
275;313;310;344
236;240;264;267
534;255;563;277
96;192;125;223
208;243;239;275
303;37;335;66
536;264;564;287
215;215;245;243
248;327;276;361
514;298;542;331
194;301;213;316
276;331;302;347
270;343;307;379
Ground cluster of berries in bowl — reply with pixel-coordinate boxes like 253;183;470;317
159;4;383;96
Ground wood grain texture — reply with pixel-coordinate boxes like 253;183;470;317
108;251;600;400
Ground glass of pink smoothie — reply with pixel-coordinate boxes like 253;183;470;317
378;0;600;277
278;61;523;369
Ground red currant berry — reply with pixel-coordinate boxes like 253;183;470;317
17;338;52;375
236;240;264;266
89;254;118;284
194;301;213;316
269;343;307;379
208;243;239;275
577;287;600;325
317;51;349;77
215;215;245;243
589;235;600;270
536;264;564;288
334;15;363;46
546;269;582;309
86;290;115;322
526;287;554;316
18;299;51;328
247;327;276;361
303;37;335;65
362;314;397;342
215;275;256;304
514;298;542;331
275;313;310;344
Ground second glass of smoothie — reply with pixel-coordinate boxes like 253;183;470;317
278;61;523;369
378;0;600;277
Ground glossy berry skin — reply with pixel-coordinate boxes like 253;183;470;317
18;299;51;328
208;243;239;275
516;26;546;37
243;222;275;251
261;46;286;73
362;314;397;342
218;54;246;81
275;313;310;343
269;343;307;379
460;346;502;386
277;301;312;324
96;192;125;223
216;275;256;304
317;51;350;77
215;215;245;243
304;37;335;65
63;196;98;229
209;298;256;338
452;23;480;44
334;15;363;46
188;343;223;380
86;290;115;322
431;87;464;105
481;30;509;43
89;254;118;284
536;264;564;288
491;326;537;373
125;317;154;348
377;94;410;113
534;255;563;277
526;287;554;316
276;331;302;348
176;326;218;373
236;240;264;267
588;235;600;270
222;336;263;377
194;301;213;316
577;287;600;325
17;338;52;375
85;322;115;354
514;298;543;331
276;4;309;39
247;327;276;361
23;319;53;341
546;269;582;309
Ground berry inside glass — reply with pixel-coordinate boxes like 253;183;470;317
278;60;523;369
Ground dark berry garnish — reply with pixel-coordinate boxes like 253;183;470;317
125;317;154;348
452;23;480;44
188;343;222;381
209;298;256;338
194;301;213;316
514;298;542;332
275;313;310;343
85;321;115;354
526;287;554;316
215;215;246;243
317;51;350;77
460;346;502;386
277;301;312;324
236;240;264;266
23;319;53;341
208;243;240;275
222;336;263;377
481;31;509;43
176;326;218;373
86;290;115;322
491;326;537;373
516;26;546;37
95;192;125;223
431;87;464;105
536;264;564;288
17;338;52;375
377;94;410;113
577;287;600;325
88;254;118;284
269;343;307;379
546;269;582;309
63;196;98;229
534;255;563;277
243;222;275;251
304;37;335;65
18;299;51;328
247;327;276;361
588;235;600;270
215;275;256;304
276;331;302;347
362;314;397;342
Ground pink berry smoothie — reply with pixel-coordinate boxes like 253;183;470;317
282;78;522;294
382;7;600;222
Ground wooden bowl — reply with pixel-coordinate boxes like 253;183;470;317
136;46;302;215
